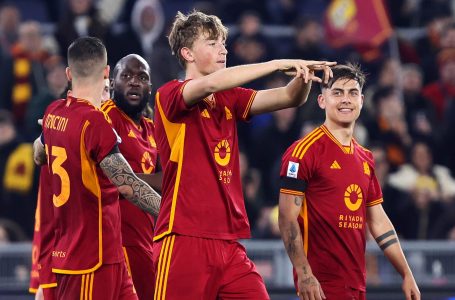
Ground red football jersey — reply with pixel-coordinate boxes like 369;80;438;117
42;96;123;274
37;166;58;288
153;80;256;240
101;99;157;251
280;125;383;291
29;175;42;293
29;166;57;291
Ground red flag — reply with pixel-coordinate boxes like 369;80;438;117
325;0;393;48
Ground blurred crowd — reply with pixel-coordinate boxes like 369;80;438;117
1;0;455;244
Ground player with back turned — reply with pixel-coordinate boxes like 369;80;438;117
153;10;335;300
35;37;161;300
278;63;420;300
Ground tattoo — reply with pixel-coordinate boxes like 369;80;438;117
302;266;308;275
285;223;299;257
302;277;317;286
375;230;395;243
100;153;161;216
380;238;398;251
294;196;302;206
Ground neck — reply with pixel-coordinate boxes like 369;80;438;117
185;65;206;80
71;83;103;108
323;119;354;146
128;111;142;124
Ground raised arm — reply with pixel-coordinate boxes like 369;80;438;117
367;204;420;300
100;151;161;217
278;192;325;300
182;60;335;106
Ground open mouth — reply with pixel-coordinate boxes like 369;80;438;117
126;91;141;101
338;108;353;113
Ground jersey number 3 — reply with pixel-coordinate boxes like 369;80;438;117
47;146;70;207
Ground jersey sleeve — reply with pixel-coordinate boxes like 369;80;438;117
366;154;384;207
156;80;192;122
84;111;120;163
233;87;257;121
279;141;315;196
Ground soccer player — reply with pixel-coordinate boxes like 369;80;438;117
36;37;160;300
153;10;335;299
29;166;56;300
278;63;421;300
101;54;159;300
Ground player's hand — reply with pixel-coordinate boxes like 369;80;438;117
277;60;336;84
297;273;326;300
402;273;420;300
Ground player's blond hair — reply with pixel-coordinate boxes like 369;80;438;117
168;10;228;67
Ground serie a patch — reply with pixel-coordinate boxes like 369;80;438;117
287;161;299;178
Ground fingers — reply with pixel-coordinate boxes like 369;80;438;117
411;289;421;300
319;285;326;299
404;288;412;300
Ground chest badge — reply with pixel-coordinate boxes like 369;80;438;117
363;161;370;176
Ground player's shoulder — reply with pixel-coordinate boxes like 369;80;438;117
353;139;374;159
100;99;116;113
45;98;66;113
157;79;186;94
82;102;113;125
285;126;326;160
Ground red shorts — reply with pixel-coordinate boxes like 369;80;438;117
320;284;366;300
55;262;137;300
153;234;269;300
43;287;56;300
123;246;155;300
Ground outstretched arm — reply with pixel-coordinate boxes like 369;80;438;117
279;192;326;300
100;151;161;217
182;60;335;106
367;204;420;300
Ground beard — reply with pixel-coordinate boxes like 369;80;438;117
113;88;149;118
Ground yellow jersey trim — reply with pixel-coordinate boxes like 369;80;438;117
40;283;57;289
242;90;257;120
153;93;185;241
367;198;384;207
291;128;323;158
279;189;304;196
321;125;353;154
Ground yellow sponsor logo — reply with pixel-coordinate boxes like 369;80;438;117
344;184;363;211
214;139;231;166
141;151;155;174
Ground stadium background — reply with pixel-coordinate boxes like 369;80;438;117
0;0;455;299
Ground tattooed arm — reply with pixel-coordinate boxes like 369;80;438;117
100;151;161;217
367;204;420;300
278;193;325;300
